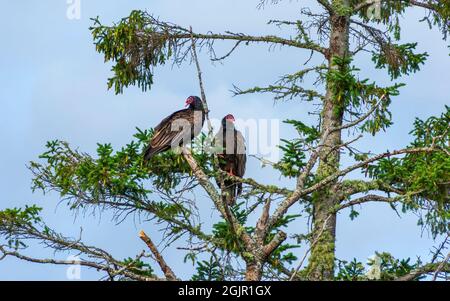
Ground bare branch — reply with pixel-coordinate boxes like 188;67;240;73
432;252;450;281
335;95;386;132
354;0;437;12
338;179;405;198
263;231;287;257
211;41;242;61
139;230;177;280
137;14;328;55
217;169;293;196
189;27;213;135
336;194;401;211
255;199;271;243
316;0;333;13
395;261;450;281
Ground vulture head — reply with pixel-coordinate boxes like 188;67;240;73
222;114;236;128
185;96;203;110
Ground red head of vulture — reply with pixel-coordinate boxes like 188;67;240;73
144;96;205;161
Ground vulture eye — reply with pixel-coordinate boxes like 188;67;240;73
185;96;194;106
225;114;235;122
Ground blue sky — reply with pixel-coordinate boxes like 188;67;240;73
0;0;449;280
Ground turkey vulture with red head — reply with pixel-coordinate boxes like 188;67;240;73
144;96;205;161
214;114;247;206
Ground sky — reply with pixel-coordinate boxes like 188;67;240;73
0;0;449;280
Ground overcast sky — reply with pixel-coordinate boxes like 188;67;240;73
0;0;449;280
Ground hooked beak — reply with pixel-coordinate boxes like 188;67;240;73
226;115;235;123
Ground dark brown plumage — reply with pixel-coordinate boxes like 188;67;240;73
144;96;205;161
214;114;246;206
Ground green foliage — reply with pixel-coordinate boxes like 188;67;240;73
356;0;408;29
349;206;360;220
269;243;299;268
32;128;211;200
366;107;450;236
28;128;215;240
191;257;226;281
418;0;450;43
210;205;299;270
266;214;300;267
335;252;423;281
121;257;155;277
276;139;307;178
335;258;366;281
212;204;255;253
327;56;403;135
0;205;43;248
374;252;423;281
0;205;42;227
90;11;172;94
285;120;320;144
2;0;448;281
372;43;428;80
275;120;319;177
232;65;327;102
354;0;446;75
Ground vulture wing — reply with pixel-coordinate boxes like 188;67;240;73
213;127;247;205
234;130;246;196
144;109;197;161
234;130;246;178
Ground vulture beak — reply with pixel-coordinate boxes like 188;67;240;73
226;115;235;122
185;98;193;107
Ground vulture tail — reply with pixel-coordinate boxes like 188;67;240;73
237;182;243;196
222;180;238;206
143;145;169;162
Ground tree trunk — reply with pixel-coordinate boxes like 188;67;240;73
245;261;263;281
306;4;350;281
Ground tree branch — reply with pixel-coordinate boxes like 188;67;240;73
217;169;293;196
337;179;405;199
139;230;177;280
395;261;450;281
316;0;333;13
432;252;450;281
181;148;254;250
354;0;437;12
268;146;441;229
336;194;401;211
134;14;328;56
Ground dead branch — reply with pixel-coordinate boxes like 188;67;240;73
337;194;401;211
139;230;177;280
432;252;450;281
395;261;450;281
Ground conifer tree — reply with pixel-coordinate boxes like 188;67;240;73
1;0;449;280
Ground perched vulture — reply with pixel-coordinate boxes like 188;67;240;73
144;96;205;161
214;114;247;206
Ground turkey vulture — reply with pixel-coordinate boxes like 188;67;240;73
144;96;205;161
213;114;247;206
